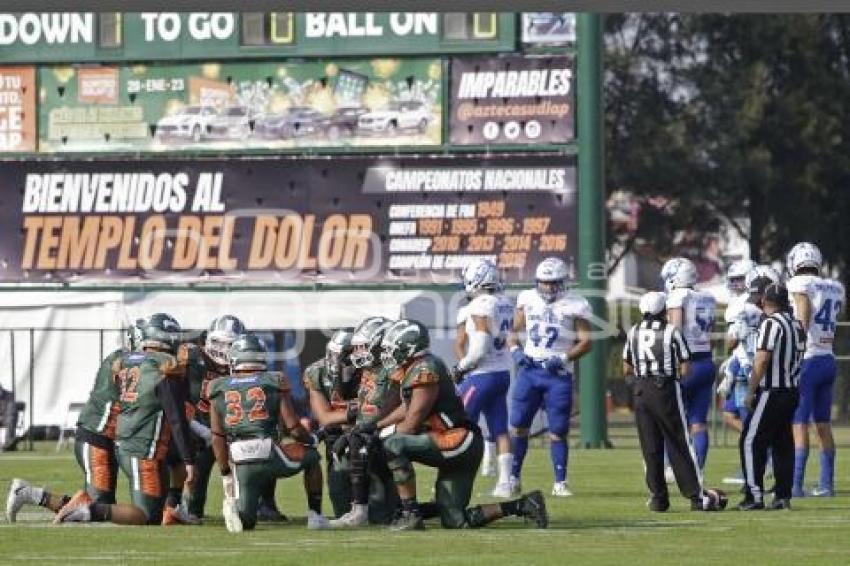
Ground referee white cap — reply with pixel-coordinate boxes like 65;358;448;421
639;291;667;316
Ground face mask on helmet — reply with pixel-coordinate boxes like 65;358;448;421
536;279;564;303
206;333;237;366
727;276;747;294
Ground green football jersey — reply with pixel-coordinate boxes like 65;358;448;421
115;350;182;459
76;348;124;438
302;359;359;410
357;367;397;425
395;353;469;433
209;371;289;441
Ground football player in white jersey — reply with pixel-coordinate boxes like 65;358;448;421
507;257;592;497
786;242;845;497
660;257;716;471
452;259;516;497
723;260;756;346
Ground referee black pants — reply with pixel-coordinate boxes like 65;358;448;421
739;388;799;502
633;379;702;501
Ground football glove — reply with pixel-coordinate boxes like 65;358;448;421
332;434;350;461
511;347;533;368
450;365;468;385
346;400;360;425
544;355;565;374
221;472;237;501
352;421;378;437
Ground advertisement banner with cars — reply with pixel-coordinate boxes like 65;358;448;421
450;55;574;145
38;58;442;152
0;155;576;285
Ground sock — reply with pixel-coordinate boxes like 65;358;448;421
166;487;182;508
550;438;567;483
499;499;522;516
401;497;419;513
34;488;49;507
497;453;513;485
89;503;112;522
794;448;809;490
511;436;529;479
307;493;322;515
819;449;835;491
483;441;496;462
692;430;708;470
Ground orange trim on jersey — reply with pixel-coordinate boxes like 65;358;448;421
429;428;469;451
426;414;448;434
279;442;306;463
102;403;121;440
90;445;114;492
139;458;164;498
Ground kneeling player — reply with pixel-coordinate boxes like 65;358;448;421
328;317;401;527
208;333;330;532
377;319;548;531
6;339;127;522
54;314;197;525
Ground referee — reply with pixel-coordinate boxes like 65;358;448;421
623;292;717;512
739;282;805;511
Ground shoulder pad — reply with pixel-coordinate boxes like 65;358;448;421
405;357;440;387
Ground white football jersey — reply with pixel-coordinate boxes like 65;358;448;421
463;293;514;374
456;305;468;327
787;274;845;358
724;293;748;339
517;289;592;372
667;288;716;354
729;302;763;368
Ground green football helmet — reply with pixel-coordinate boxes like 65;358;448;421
206;315;247;366
350;316;393;369
326;328;354;379
228;333;268;373
380;319;430;369
136;313;181;354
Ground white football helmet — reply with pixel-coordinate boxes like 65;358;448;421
660;257;697;291
726;259;756;293
462;258;500;296
206;315;247;366
535;257;569;302
744;264;781;294
786;242;823;275
639;291;667;317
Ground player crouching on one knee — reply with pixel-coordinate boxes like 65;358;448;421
208;333;330;532
375;319;548;531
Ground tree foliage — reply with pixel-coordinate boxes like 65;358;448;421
605;14;850;274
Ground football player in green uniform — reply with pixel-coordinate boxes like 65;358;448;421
328;318;401;527
208;333;330;532
6;327;133;522
54;314;197;526
375;319;549;531
303;327;361;518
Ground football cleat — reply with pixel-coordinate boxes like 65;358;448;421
490;482;514;499
551;481;573;497
222;497;243;533
647;497;670;512
306;510;331;530
810;486;834;497
53;490;92;524
518;490;549;529
768;498;792;510
389;509;425;531
736;499;765;511
162;503;201;526
329;504;369;528
6;478;37;523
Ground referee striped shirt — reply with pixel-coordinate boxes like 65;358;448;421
623;319;691;380
756;311;806;389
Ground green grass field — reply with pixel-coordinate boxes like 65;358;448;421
1;434;848;565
